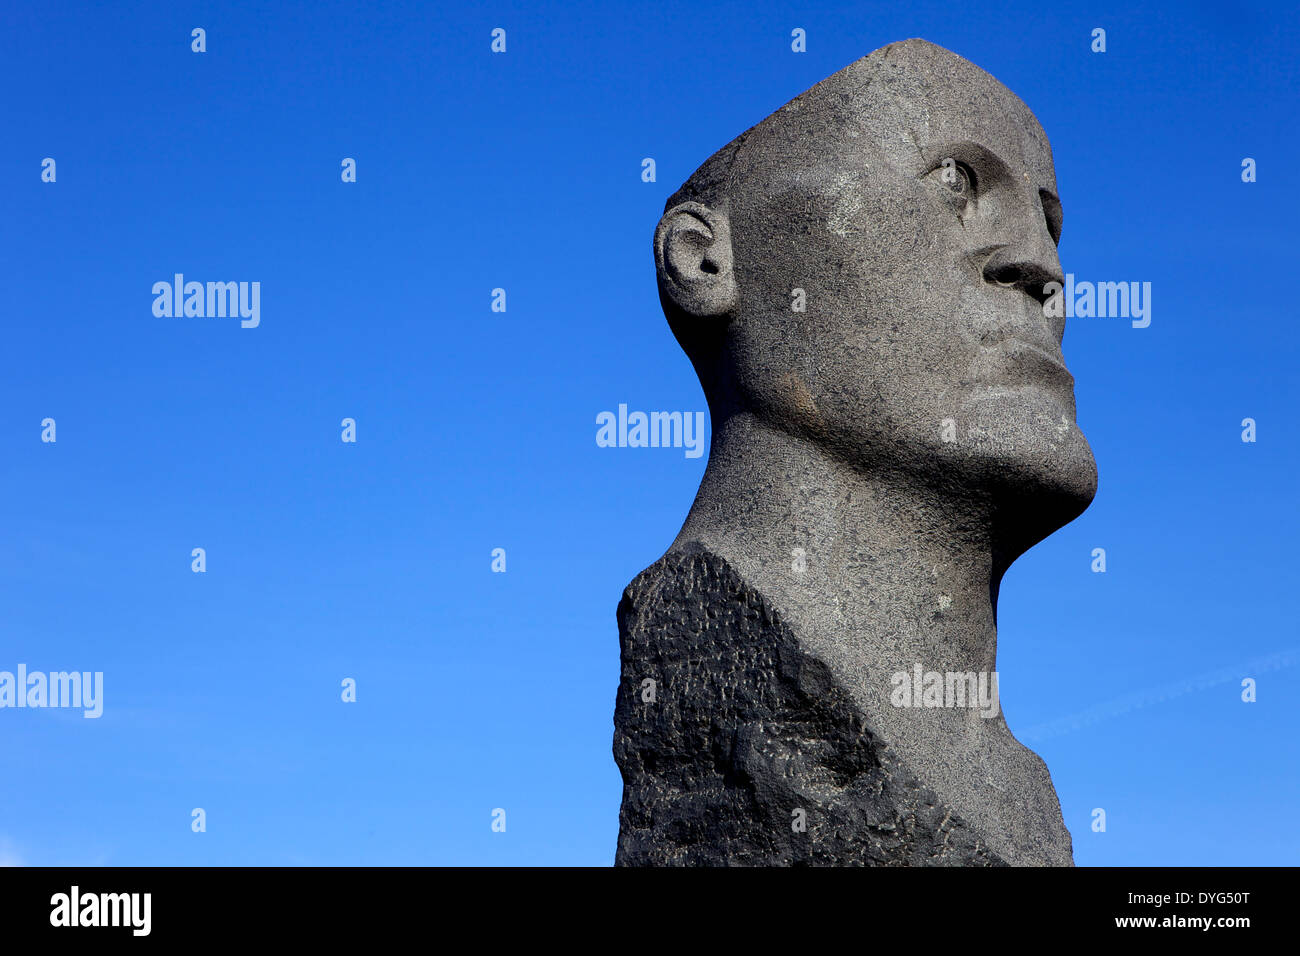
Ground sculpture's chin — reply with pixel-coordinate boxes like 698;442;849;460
978;439;1097;559
940;388;1098;553
997;449;1096;518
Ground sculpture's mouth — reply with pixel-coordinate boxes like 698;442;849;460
997;337;1070;373
972;337;1075;398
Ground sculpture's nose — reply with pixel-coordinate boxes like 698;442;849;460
981;227;1063;307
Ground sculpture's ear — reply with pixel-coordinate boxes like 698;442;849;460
654;201;738;318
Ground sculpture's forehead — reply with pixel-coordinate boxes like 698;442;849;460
861;40;1056;186
731;40;1057;196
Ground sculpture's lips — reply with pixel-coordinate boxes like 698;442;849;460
978;337;1075;393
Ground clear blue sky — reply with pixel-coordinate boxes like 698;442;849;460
2;0;1296;866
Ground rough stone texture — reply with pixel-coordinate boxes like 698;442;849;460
614;545;1005;866
615;38;1090;866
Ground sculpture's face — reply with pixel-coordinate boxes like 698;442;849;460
724;42;1097;537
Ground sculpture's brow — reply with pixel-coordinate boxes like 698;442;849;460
920;141;1014;182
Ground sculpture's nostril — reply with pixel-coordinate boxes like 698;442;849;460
984;260;1058;306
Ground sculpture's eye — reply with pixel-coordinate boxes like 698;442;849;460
929;159;976;215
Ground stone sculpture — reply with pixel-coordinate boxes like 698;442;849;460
614;39;1095;866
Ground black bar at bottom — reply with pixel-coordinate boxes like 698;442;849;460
0;865;1278;941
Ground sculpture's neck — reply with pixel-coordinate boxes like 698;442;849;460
673;413;1002;677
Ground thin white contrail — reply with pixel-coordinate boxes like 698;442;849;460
1017;647;1298;743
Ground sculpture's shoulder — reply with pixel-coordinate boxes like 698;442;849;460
613;540;1007;866
617;541;779;652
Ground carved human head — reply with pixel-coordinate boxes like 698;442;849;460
656;39;1097;548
